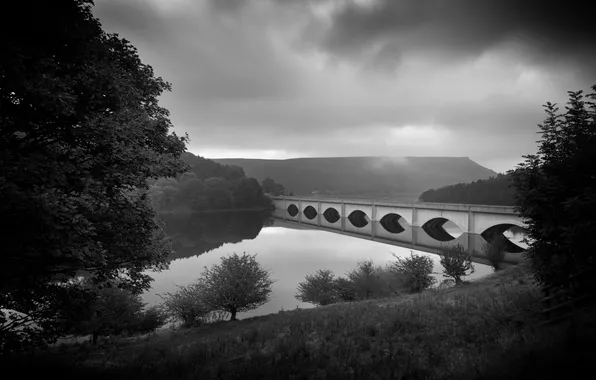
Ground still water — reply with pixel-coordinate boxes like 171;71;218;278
143;211;497;319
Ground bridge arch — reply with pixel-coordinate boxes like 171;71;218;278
379;213;406;234
303;205;317;220
348;210;370;228
421;217;463;242
323;207;340;224
287;204;299;217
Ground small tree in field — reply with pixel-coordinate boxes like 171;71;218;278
390;252;436;293
510;85;596;286
295;269;338;306
198;253;273;321
439;244;475;285
482;234;508;272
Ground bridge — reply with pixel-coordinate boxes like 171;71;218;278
270;196;528;267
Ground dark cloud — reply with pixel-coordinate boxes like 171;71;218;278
318;0;596;75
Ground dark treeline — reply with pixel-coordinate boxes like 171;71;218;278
147;152;276;212
418;173;515;206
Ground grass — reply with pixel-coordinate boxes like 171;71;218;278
3;264;595;379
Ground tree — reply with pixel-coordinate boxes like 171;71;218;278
159;283;212;328
346;260;391;300
510;86;596;286
0;0;187;351
438;244;475;285
482;234;508;272
295;269;338;306
389;252;436;293
197;253;273;321
70;285;166;345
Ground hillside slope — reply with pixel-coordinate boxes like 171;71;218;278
419;173;515;206
214;156;497;200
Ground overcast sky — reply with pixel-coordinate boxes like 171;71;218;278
93;0;596;173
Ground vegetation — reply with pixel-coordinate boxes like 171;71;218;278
419;173;515;205
159;283;212;328
438;243;475;284
0;0;186;352
215;157;496;199
295;269;338;307
70;283;167;345
510;86;596;287
389;252;437;293
8;265;595;380
346;260;400;300
483;234;509;272
260;177;287;196
147;153;273;213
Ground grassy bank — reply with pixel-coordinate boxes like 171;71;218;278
5;265;595;379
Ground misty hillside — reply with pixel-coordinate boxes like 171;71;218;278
213;157;497;201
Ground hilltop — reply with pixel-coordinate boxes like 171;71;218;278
419;173;515;206
214;156;497;201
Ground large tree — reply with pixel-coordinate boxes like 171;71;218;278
0;0;187;350
510;86;596;286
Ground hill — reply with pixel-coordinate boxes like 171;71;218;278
213;156;497;201
419;173;515;206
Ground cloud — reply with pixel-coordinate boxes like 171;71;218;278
91;0;596;174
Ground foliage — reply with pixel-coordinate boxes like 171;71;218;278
346;260;397;300
70;283;166;344
148;153;273;212
333;277;357;302
197;253;274;320
295;269;338;306
159;283;212;328
0;0;186;352
261;177;286;196
438;243;475;284
14;265;569;380
419;173;515;205
509;85;596;286
482;234;509;272
389;252;437;293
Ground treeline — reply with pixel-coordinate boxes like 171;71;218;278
418;173;515;206
147;153;277;212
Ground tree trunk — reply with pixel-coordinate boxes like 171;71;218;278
455;277;462;285
92;332;98;345
230;308;237;321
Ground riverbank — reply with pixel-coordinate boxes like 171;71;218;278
4;265;595;379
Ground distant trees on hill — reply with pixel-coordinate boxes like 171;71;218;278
261;177;287;196
418;173;515;206
147;153;273;212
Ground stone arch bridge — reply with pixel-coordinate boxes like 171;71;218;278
271;196;528;267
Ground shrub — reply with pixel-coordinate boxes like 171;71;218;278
347;260;391;300
159;283;211;328
334;277;357;302
296;269;338;306
483;234;509;272
389;251;436;293
439;243;475;284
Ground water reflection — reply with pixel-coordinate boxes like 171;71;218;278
144;211;494;320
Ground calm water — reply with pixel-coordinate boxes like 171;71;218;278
143;211;520;319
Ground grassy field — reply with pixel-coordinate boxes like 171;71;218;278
4;265;595;379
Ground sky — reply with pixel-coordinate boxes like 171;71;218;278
92;0;596;173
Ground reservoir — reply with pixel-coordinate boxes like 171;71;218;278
143;211;526;320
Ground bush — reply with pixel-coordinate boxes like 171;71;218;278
159;283;211;328
389;251;436;293
333;277;357;302
483;234;509;272
295;269;338;306
439;243;475;284
347;260;389;300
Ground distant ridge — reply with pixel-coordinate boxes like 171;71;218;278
213;156;497;201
